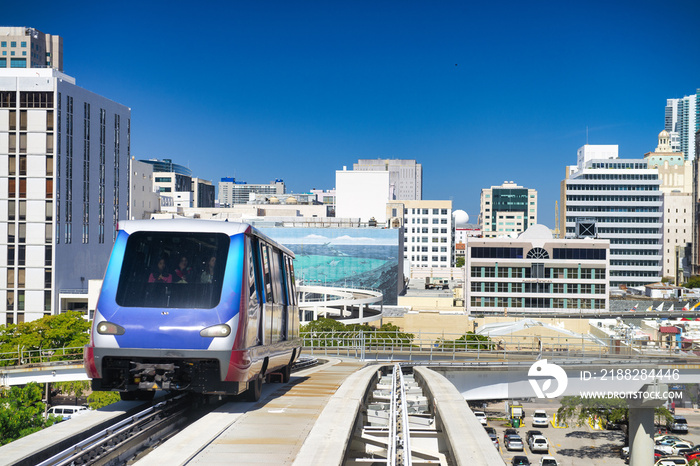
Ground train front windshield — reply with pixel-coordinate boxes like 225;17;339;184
115;231;230;309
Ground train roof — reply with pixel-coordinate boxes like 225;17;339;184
118;219;294;257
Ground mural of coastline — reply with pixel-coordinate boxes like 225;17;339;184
259;228;402;305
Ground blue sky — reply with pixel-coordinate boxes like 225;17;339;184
6;0;700;226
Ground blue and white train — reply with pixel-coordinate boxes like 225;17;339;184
84;219;301;401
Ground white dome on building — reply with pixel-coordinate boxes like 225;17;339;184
452;210;469;227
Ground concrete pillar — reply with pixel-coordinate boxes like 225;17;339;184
628;383;668;466
628;406;655;466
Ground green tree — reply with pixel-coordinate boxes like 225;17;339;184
435;331;491;350
53;381;90;401
455;257;465;268
0;383;58;445
683;276;700;289
557;395;673;428
0;311;89;365
301;319;414;347
87;391;121;410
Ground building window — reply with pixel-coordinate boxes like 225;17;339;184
10;58;27;68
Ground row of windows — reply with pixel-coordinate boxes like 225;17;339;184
407;208;449;215
410;256;448;262
5;245;52;266
609;260;661;267
610;249;660;256
471;266;606;279
7;291;55;314
580;173;658;180
1;41;27;48
406;246;449;252
6;268;53;289
566;195;661;202
471;282;605;294
566;217;661;224
588;162;649;169
552;248;606;260
567;184;659;191
406;227;449;234
408;237;449;243
7;178;54;199
596;228;661;235
409;218;448;224
567;206;659;213
470;297;606;309
0;91;54;108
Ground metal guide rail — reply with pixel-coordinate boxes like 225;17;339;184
36;393;193;466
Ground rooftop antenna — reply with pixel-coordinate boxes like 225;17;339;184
586;126;589;145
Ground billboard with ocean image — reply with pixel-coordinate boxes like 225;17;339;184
259;228;401;304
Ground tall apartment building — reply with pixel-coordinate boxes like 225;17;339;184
0;68;130;324
644;130;693;281
665;90;699;161
218;177;285;207
478;181;537;238
354;159;422;200
560;145;663;288
386;200;452;268
0;27;63;71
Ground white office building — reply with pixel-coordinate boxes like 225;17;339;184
466;225;609;314
0;68;130;324
560;145;663;288
353;158;422;200
218;177;285;207
336;167;390;223
387;200;452;269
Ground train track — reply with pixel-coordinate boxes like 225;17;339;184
20;357;320;466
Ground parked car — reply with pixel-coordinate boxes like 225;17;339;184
505;434;525;451
655;435;690;445
668;416;689;434
484;426;499;448
46;405;89;421
529;435;549;453
539;456;558;466
655;456;688;466
683;445;700;462
526;430;543;444
511;456;530;465
657;440;694;456
474;410;487;426
531;410;549;427
504;428;518;443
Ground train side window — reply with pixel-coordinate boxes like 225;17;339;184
285;256;296;305
271;249;286;305
260;243;274;303
246;236;261;346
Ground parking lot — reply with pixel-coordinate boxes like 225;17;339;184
479;399;700;465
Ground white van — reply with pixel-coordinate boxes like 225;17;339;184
47;405;89;420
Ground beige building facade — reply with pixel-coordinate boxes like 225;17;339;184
0;27;63;71
644;130;693;281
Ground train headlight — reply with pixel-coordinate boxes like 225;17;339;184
200;324;231;338
96;321;125;335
